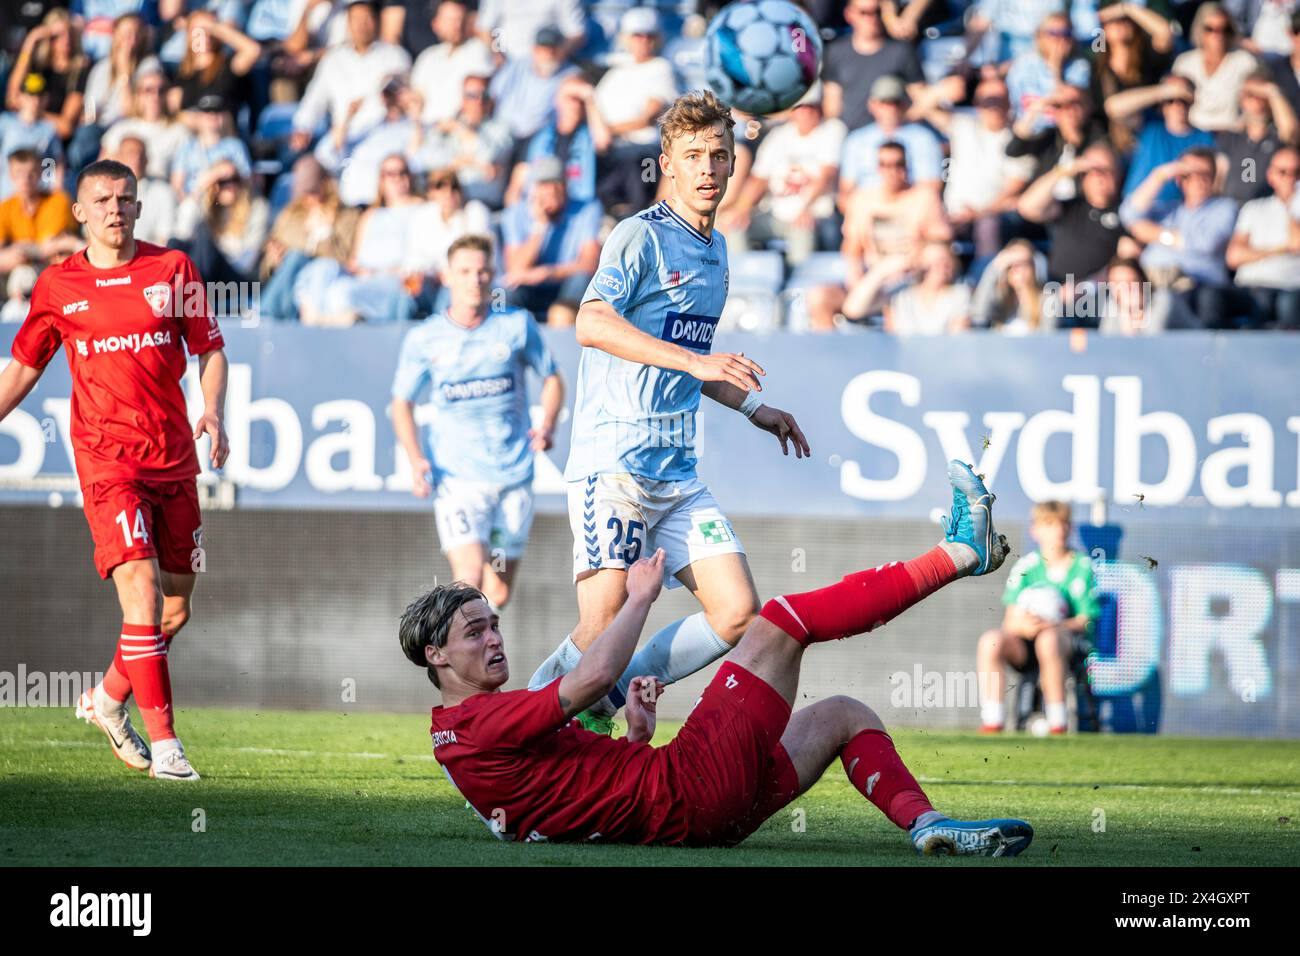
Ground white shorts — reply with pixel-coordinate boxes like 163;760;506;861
434;477;534;560
568;473;745;587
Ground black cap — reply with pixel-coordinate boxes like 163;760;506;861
535;25;564;48
196;93;228;113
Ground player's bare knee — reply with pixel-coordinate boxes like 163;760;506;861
977;628;1002;658
827;695;885;741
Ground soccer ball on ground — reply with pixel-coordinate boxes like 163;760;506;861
705;1;823;115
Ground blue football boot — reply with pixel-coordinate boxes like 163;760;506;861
941;460;1008;576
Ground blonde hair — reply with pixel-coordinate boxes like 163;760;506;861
1031;501;1072;526
660;90;736;157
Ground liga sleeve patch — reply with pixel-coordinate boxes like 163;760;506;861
593;266;627;300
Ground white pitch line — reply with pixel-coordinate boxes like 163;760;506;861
13;741;1300;797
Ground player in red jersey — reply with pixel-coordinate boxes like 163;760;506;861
400;461;1034;855
0;159;229;781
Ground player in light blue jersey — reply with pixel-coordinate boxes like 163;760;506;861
392;234;565;609
529;91;810;730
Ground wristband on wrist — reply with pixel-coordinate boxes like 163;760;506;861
738;389;762;418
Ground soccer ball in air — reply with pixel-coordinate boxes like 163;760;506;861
705;1;823;115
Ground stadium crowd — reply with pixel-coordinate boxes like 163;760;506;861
4;0;1300;332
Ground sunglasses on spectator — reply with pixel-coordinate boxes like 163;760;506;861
974;97;1008;109
878;158;906;169
382;167;410;178
216;175;240;188
429;179;460;190
1202;23;1231;34
1043;27;1073;39
463;90;486;100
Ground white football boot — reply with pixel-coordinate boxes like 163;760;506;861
149;744;201;781
76;687;152;772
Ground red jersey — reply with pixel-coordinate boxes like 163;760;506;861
430;679;687;843
10;241;225;486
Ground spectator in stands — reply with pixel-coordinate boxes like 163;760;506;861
810;140;950;330
169;163;270;289
77;0;149;62
5;8;89;145
1007;82;1109;181
1226;146;1300;328
170;94;252;209
966;0;1072;64
288;0;412;156
475;0;586;62
170;8;262;120
590;8;678;216
414;72;513;209
501;155;601;327
112;134;176;245
970;239;1050;334
489;26;580;162
1109;75;1214;203
884;241;971;334
822;0;924;134
0;147;80;276
838;75;943;206
975;500;1099;736
1226;0;1298;56
101;70;192;180
295;152;425;325
1089;1;1176;125
1120;146;1241;328
84;14;160;130
1006;11;1092;134
912;72;1034;258
1267;10;1300;116
330;74;422;206
1018;142;1136;291
1216;70;1299;203
1173;3;1258;133
1097;255;1196;334
259;154;361;320
504;76;600;209
404;168;491;304
2;265;39;323
409;0;494;125
717;81;845;264
0;73;65;200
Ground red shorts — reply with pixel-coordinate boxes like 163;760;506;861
82;478;203;579
661;661;801;847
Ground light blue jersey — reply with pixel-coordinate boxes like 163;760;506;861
392;308;557;487
565;200;730;482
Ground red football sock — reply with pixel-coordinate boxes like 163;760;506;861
101;641;132;702
118;622;174;742
841;729;935;830
759;547;958;646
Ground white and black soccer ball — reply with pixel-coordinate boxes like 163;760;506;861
1016;585;1070;625
704;1;823;115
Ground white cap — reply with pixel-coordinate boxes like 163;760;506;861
621;7;660;36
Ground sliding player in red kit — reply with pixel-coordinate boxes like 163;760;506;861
400;461;1034;855
0;159;229;781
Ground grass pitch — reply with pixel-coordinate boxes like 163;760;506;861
1;707;1297;866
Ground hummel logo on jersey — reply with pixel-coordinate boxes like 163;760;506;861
95;275;132;287
725;673;738;690
62;299;88;315
661;310;718;351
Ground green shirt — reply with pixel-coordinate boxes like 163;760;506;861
1001;550;1100;623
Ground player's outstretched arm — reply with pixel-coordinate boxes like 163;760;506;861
556;549;665;719
701;380;812;458
0;359;44;423
194;349;230;470
576;298;764;393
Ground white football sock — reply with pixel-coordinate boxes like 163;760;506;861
610;612;731;708
1046;702;1068;730
527;634;583;690
981;701;1005;727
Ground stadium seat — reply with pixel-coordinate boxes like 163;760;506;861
784;251;846;290
719;289;781;334
729;249;786;294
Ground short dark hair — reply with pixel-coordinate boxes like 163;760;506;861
398;583;486;689
76;158;137;196
879;139;907;160
6;148;39;166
